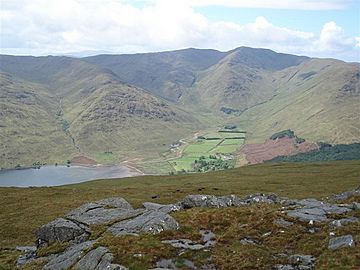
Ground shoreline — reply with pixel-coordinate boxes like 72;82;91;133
0;163;145;176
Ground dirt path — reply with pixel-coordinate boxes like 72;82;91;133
121;158;146;175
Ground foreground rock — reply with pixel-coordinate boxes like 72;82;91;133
286;198;353;222
16;248;37;267
66;197;139;225
328;187;360;201
329;217;358;227
43;240;96;270
162;230;216;251
328;235;355;250
143;202;181;214
16;188;359;269
108;210;179;236
36;218;90;246
180;193;280;209
275;254;316;270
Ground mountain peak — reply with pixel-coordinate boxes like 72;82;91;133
226;46;309;70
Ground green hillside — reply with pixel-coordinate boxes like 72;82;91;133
0;72;77;168
1;47;359;169
84;48;227;102
236;59;360;144
0;56;204;168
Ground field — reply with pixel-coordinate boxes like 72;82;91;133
0;161;359;269
170;131;245;171
183;140;220;154
204;132;246;139
209;144;241;154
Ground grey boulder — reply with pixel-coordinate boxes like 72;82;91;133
295;199;352;214
288;254;315;270
329;188;360;201
16;252;37;267
275;218;294;227
181;195;228;208
287;208;328;222
162;239;205;250
243;193;280;204
218;195;246;206
36;218;89;245
74;246;109;270
329;217;358;227
66;197;140;226
353;202;360;210
108;210;179;236
274;265;294;270
328;235;355;250
162;230;216;250
43;240;96;270
143;202;182;214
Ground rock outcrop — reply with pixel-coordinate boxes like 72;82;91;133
286;198;352;223
65;197;139;225
328;235;355;250
36;218;90;246
16;188;358;270
108;210;179;236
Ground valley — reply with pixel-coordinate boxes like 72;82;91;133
0;47;359;173
167;128;246;172
1;1;359;270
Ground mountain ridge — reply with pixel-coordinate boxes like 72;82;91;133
0;47;359;169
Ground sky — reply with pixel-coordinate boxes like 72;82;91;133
0;0;359;61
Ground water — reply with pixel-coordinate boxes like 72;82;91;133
0;165;136;187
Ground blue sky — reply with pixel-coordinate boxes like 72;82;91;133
1;0;359;61
197;6;359;37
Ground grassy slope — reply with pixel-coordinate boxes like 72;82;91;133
0;161;359;269
84;48;227;102
1;49;359;170
236;59;360;144
1;161;359;248
0;73;77;168
0;57;206;169
188;50;278;111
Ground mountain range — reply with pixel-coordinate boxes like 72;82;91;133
0;47;359;169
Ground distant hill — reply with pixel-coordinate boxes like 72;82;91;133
0;47;359;169
84;48;227;102
0;55;201;168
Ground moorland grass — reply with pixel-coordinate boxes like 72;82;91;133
0;160;359;269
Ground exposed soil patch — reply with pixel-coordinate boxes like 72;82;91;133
71;156;98;166
239;137;318;164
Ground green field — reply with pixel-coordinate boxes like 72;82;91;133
171;156;198;171
171;131;245;171
183;140;220;154
220;138;244;145
209;144;241;154
204;132;246;139
171;140;222;171
0;161;359;270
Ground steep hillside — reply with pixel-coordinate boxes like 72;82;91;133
0;56;202;168
84;48;227;101
236;59;360;144
0;48;359;169
187;50;278;111
0;73;76;168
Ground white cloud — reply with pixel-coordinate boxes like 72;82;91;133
172;0;353;10
0;0;358;61
316;21;356;51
